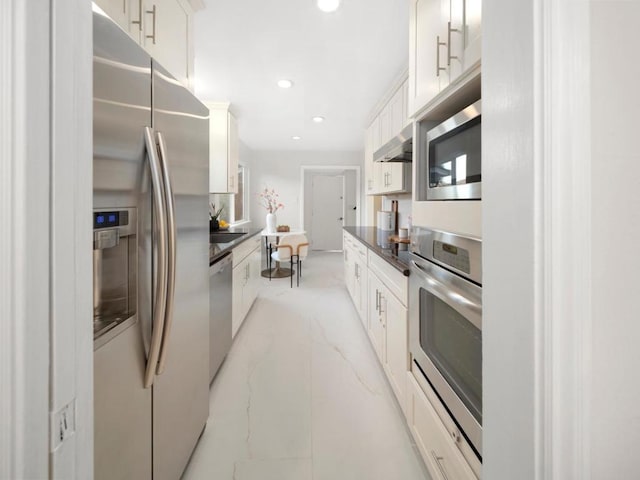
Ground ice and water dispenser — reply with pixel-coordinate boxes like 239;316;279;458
93;208;137;340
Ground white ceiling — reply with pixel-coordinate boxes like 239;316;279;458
193;0;409;151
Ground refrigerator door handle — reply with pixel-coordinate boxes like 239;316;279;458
155;131;177;374
143;126;169;389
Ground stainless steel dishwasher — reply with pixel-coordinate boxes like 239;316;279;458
209;251;233;383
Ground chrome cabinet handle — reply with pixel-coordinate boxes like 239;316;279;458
131;0;143;31
375;289;379;312
436;36;446;77
431;451;450;480
155;132;176;375
143;127;168;388
146;4;157;45
447;21;460;65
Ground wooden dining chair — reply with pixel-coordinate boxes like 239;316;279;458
270;234;309;287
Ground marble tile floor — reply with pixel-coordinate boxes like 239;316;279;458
182;251;430;480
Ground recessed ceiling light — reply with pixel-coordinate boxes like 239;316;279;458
277;79;293;89
292;136;302;140
312;116;325;123
317;0;341;13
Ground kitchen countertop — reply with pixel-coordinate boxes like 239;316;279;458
209;225;263;265
343;226;411;276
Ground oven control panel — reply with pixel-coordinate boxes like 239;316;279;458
433;240;471;274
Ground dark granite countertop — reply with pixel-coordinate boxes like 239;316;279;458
343;226;411;276
209;225;263;265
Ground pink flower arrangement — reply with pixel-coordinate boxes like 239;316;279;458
258;187;284;214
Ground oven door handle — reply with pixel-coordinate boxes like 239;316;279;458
411;260;482;330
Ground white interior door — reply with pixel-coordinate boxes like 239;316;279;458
311;174;344;250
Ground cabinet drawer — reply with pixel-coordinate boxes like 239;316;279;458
407;373;478;480
232;235;261;266
368;251;408;306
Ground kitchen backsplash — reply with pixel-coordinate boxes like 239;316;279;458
382;195;412;229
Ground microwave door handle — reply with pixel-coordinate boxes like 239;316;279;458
143;126;168;389
154;131;177;375
411;260;482;330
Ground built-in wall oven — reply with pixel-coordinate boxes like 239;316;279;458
417;99;481;201
409;227;482;462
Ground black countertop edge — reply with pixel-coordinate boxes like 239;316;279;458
343;226;411;277
209;226;263;265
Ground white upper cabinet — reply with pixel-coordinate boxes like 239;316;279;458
97;0;130;30
94;0;193;88
389;85;405;139
207;102;239;194
409;0;482;117
143;0;190;87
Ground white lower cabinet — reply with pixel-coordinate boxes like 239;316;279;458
407;373;478;480
344;232;367;327
344;231;479;478
231;237;261;338
344;234;410;409
368;268;408;407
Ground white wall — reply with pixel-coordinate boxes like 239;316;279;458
484;0;640;478
381;194;412;229
1;1;93;478
482;0;537;474
248;150;362;230
590;2;640;477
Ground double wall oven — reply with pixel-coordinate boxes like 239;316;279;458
409;227;482;462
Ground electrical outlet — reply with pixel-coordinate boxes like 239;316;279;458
51;399;76;451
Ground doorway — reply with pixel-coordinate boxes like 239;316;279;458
301;166;360;251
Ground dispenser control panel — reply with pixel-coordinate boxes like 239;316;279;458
94;210;129;229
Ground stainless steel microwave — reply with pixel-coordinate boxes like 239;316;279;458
417;100;481;201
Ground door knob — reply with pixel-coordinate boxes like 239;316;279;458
338;217;344;221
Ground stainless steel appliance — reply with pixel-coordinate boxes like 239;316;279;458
417;100;481;201
93;8;209;480
409;227;482;462
209;252;232;383
373;123;412;162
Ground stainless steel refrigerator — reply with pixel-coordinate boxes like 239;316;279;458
92;8;209;480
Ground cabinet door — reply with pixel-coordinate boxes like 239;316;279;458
231;263;244;338
381;163;409;194
367;273;385;362
228;112;239;193
370;116;381;153
365;127;375;194
344;245;354;299
409;0;442;116
144;0;189;86
383;289;408;407
95;0;129;30
379;105;391;146
445;0;464;84
402;80;411;128
354;260;367;322
249;246;261;304
407;374;478;480
464;0;482;70
389;87;405;138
